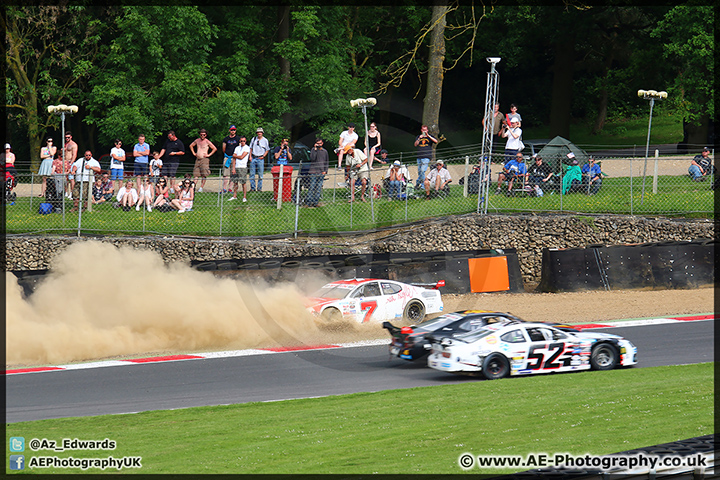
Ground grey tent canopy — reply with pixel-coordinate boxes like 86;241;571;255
536;136;590;172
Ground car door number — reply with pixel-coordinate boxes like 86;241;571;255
360;301;378;323
526;343;569;370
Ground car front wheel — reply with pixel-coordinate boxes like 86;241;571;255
403;301;425;323
590;343;618;370
482;353;509;380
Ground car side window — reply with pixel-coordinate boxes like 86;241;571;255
381;282;402;295
526;328;546;342
364;282;381;297
549;329;567;340
500;329;526;343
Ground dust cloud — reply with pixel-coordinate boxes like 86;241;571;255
6;241;384;367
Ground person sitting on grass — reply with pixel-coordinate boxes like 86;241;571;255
91;178;107;205
424;159;452;199
136;176;154;212
116;180;138;211
688;147;714;182
170;178;194;213
153;176;170;208
384;160;409;199
581;156;604;194
496;153;527;196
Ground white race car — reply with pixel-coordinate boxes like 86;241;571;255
305;278;444;324
428;322;637;379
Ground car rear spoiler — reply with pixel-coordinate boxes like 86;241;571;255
410;280;445;290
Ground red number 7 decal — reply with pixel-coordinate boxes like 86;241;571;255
360;301;378;323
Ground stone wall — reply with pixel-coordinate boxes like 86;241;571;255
5;213;714;285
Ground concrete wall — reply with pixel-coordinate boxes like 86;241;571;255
5;214;714;285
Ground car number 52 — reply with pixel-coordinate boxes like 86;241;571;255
526;343;570;370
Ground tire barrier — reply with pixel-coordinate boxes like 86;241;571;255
537;239;715;292
188;249;524;294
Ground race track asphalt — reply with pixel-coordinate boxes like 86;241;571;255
6;321;713;423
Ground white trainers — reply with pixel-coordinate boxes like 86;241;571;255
242;198;247;202
136;205;140;211
178;208;185;213
198;187;203;192
228;197;236;201
147;206;152;212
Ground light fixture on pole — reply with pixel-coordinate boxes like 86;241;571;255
477;57;501;215
637;89;667;205
350;97;377;220
47;104;79;222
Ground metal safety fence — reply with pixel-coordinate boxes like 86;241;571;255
4;152;715;237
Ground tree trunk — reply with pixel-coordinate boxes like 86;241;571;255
422;2;448;146
278;5;292;133
548;39;575;139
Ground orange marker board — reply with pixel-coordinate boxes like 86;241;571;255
468;257;510;293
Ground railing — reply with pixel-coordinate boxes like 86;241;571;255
4;152;715;237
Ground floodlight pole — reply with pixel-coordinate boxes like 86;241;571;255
48;104;79;224
637;90;667;206
350;97;377;221
478;58;501;215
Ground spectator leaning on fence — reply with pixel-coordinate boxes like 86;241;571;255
688;147;714;182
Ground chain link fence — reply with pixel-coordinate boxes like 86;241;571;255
5;150;714;237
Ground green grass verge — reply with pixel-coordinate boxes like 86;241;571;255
6;173;714;236
6;362;713;474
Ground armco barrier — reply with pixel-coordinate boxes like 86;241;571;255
190;249;524;294
538;239;716;292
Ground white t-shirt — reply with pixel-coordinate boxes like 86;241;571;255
349;149;368;171
110;147;125;170
504;127;523;150
233;145;251;169
73;157;100;182
339;130;358;148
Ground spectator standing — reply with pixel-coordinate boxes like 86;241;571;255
424;159;452;199
158;130;185;192
116;180;138;210
581;156;603;194
688;147;714;181
348;148;370;202
221;126;240;193
273;138;293;166
189;128;217;192
305;138;329;208
71;150;101;212
149;151;163;182
482;103;504;138
248;127;270;192
38;137;56;197
133;134;150;177
109;139;126;191
414;125;438;188
63;131;78;198
51;149;65;197
365;122;382;169
501;117;523;161
504;104;522;127
229;136;250;202
336;123;358;169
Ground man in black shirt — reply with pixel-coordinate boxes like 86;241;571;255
528;155;553;187
688;147;714;181
158;130;185;191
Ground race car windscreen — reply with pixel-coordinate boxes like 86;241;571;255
311;285;352;299
416;313;469;330
453;327;496;343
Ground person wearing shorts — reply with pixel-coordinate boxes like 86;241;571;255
158;130;185;192
229;136;250;202
190;128;217;192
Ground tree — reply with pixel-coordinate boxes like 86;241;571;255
3;6;105;171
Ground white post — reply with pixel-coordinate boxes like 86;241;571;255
277;166;284;209
463;155;470;197
652;149;659;194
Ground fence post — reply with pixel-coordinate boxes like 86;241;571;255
463;155;470;197
277;167;284;209
630;157;634;215
652;149;659;194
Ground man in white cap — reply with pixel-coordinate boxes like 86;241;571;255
424;159;452;199
385;160;409;199
248;127;270;191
